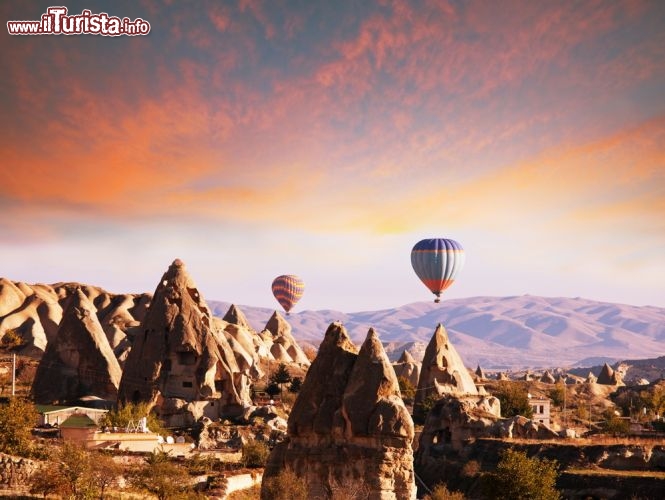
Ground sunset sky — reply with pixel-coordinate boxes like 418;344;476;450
1;0;664;312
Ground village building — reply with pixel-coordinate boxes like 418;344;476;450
529;395;551;426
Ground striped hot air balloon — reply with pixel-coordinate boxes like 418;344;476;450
271;275;305;314
411;238;464;303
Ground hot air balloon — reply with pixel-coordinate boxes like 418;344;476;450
271;275;305;315
411;238;464;303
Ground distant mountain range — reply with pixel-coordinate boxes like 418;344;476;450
208;296;665;370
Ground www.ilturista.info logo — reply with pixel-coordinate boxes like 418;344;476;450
7;6;150;36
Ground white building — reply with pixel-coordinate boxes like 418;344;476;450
529;396;551;426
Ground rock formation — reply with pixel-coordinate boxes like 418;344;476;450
261;311;310;366
216;305;265;380
118;259;249;425
597;363;622;385
0;278;150;359
32;289;122;404
540;370;556;384
475;364;485;380
263;323;416;500
416;395;502;453
393;350;421;387
222;303;253;331
414;324;478;421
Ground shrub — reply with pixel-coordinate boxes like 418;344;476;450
494;382;534;419
326;476;371;499
98;401;165;435
425;483;466;500
0;397;38;456
242;439;270;468
288;377;302;393
1;328;25;349
132;451;190;500
461;460;480;477
414;394;440;424
262;468;308;500
398;376;416;403
601;410;629;436
266;383;281;398
548;383;565;409
485;448;559;500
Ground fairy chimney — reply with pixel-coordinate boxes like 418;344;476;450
118;259;248;421
32;289;121;404
263;324;416;499
413;324;478;421
393;350;421;387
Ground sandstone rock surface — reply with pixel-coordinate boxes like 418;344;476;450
0;279;149;359
263;323;416;500
597;363;622;385
393;350;421;387
540;370;556;384
414;324;478;421
260;311;310;366
118;259;249;425
32;289;121;404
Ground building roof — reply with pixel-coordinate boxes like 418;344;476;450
60;414;98;428
36;405;108;415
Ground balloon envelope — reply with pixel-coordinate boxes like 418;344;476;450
410;238;464;302
271;275;305;313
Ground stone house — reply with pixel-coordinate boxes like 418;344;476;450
529;396;551;426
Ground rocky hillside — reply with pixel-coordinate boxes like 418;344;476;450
0;277;309;370
208;296;665;370
2;278;663;370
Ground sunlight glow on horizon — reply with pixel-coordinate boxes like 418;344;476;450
1;0;663;310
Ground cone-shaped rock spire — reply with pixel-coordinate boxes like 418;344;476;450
597;363;621;385
414;324;478;420
265;323;416;499
393;349;421;387
540;370;556;384
32;288;121;403
399;350;415;364
118;259;246;415
223;304;252;331
343;328;413;438
262;310;310;366
475;364;485;379
287;322;357;437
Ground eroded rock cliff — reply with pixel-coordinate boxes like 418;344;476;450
263;323;416;500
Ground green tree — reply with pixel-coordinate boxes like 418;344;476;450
1;328;25;349
270;363;292;398
601;409;629;435
485;449;559;500
288;376;303;393
548;383;565;409
57;441;97;500
0;397;38;456
241;439;270;468
414;394;440;425
98;401;164;435
494;382;534;418
398;376;416;404
30;459;68;498
132;450;186;500
266;382;281;398
90;453;123;499
262;468;308;500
